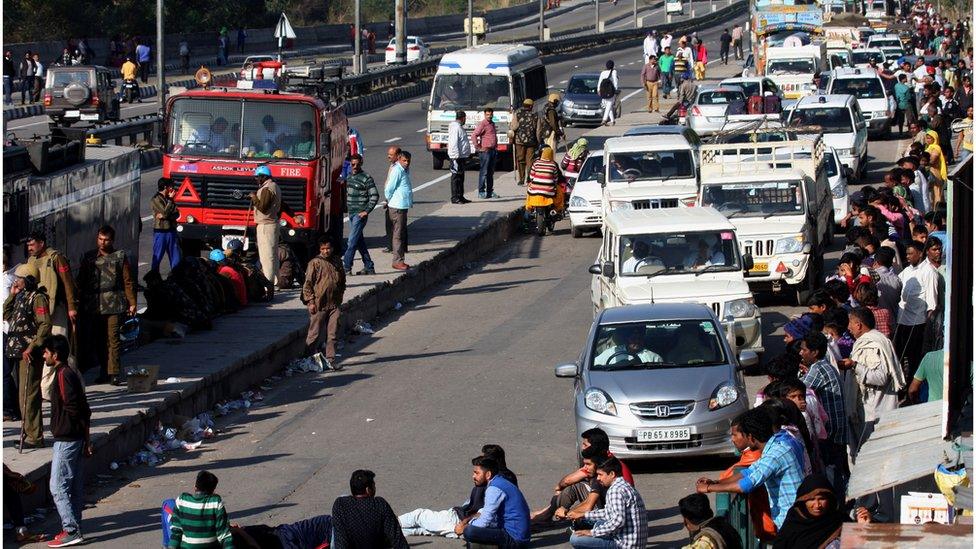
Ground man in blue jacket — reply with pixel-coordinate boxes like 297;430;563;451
461;456;530;548
384;150;414;271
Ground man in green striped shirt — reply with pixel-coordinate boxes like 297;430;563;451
169;471;234;549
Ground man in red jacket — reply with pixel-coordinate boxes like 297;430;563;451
44;335;92;548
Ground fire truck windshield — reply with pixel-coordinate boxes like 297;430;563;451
168;97;318;160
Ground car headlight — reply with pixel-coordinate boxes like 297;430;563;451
709;383;739;410
831;182;847;199
570;195;590;208
562;99;575;109
584;388;617;416
724;298;757;319
774;235;805;254
608;200;633;212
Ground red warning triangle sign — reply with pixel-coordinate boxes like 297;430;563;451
175;176;201;203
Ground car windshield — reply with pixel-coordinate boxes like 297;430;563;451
591;319;727;370
824;151;839;177
47;70;91;87
767;58;816;75
607;150;694;182
725;80;760;97
618;230;741;277
567;76;598;95
790;107;853;132
168;98;318;159
852;51;884;65
832;77;885;99
431;74;511;110
872;39;901;48
701;180;805;217
577;155;605;182
698;91;745;105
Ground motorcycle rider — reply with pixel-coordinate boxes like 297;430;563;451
525;147;565;234
120;57;140;103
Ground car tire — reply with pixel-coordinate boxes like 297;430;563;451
571;224;583;238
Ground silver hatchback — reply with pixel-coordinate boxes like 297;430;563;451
686;85;746;136
555;303;750;458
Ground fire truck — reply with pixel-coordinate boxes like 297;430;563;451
163;64;349;261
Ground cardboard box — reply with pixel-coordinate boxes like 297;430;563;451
900;492;953;525
127;365;160;393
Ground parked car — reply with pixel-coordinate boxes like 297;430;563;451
824;67;893;136
385;36;430;64
824;146;851;226
554;302;751;458
850;48;885;68
239;55;278;80
686;85;746;136
561;73;619;127
44;65;121;126
786;94;869;181
568;151;605;238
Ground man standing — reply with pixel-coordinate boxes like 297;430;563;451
19;51;35;105
511;99;539;186
641;54;661;113
26;231;78;349
597;60;619;126
540;93;564;151
3;51;13;105
798;332;849;494
720;28;733;65
732;24;744;60
44;334;91;548
4;264;50;449
249;165;281;292
31;53;44;104
302;237;345;372
135;39;151;83
642;30;659;65
237;28;247;53
385;151;414;271
447;110;472;204
570;458;648;549
151;178;181;272
659;46;675;99
382;146;402;254
895;241;938;379
462;457;531;548
77;225;137;386
472;108;500;200
343;154;378;276
331;470;409;548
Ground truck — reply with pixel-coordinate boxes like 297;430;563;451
422;44;547;170
597;134;700;219
764;43;827;99
749;0;825;82
162;67;349;261
588;207;764;355
696;133;833;305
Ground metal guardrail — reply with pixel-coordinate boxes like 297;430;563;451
52;114;160;146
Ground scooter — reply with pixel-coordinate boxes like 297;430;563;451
122;78;140;103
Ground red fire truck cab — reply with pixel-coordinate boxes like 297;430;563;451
163;80;348;260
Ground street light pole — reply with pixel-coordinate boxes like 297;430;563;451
468;0;474;47
596;0;601;33
633;0;638;28
156;0;165;123
395;0;407;64
354;0;362;73
540;0;546;41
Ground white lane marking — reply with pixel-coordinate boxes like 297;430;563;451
560;79;568;84
620;88;644;103
628;61;636;66
384;137;402;143
342;172;452;223
416;128;427;133
141;215;153;222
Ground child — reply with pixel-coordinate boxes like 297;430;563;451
169;471;233;549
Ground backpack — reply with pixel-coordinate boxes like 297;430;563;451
599;71;616;99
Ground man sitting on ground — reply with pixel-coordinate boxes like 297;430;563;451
678;493;742;549
461;457;531;548
331;470;408;548
168;471;233;549
570;457;648;549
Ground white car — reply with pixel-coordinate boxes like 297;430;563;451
568;152;605;238
823;146;851;226
239;56;278;80
850;48;885;68
686;85;747;136
385;36;429;64
786;94;868;181
825;67;893;136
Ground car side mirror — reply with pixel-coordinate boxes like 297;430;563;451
596;173;606;187
420;98;430;110
554;363;579;378
738;350;759;368
588;263;603;275
741;253;754;271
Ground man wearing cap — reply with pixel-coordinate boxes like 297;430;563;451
510;99;539;186
26;232;78;350
447;110;472;204
250;166;281;293
151;177;181;273
77;225;137;386
540;93;564;151
3;263;51;448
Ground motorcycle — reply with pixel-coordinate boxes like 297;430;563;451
122;78;139;103
525;175;568;236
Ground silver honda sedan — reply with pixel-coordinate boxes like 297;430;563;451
555;303;752;458
686;85;746;137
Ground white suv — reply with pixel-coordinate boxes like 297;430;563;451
786;94;868;181
569;151;605;238
825;67;893;136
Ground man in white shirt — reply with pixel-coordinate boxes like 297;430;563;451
597;60;619;126
594;327;663;366
642;31;659;65
895;241;939;379
660;33;673;51
447;110;472;204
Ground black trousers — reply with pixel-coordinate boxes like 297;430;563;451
894;322;926;379
450;157;466;201
139;62;149;83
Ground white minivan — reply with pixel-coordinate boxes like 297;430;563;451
825;67;893;136
786;94;868;181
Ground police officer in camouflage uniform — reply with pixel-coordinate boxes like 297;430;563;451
78;225;137;386
3;263;51;448
26;231;78;348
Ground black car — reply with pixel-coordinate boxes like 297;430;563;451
560;73;620;127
